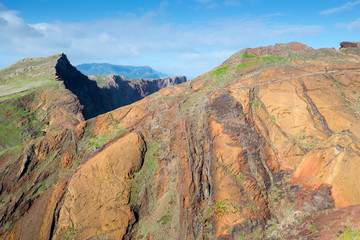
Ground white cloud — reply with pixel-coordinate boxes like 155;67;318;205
206;3;219;9
196;0;213;3
224;0;242;7
348;19;360;30
261;12;284;18
320;1;360;15
0;6;324;77
336;18;360;30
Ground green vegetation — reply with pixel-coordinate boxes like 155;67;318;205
65;226;76;240
89;75;110;88
338;226;360;239
35;182;47;196
261;56;284;61
204;65;232;90
236;61;259;69
248;228;264;239
305;138;319;151
157;214;171;225
4;222;11;231
0;90;34;102
87;125;126;150
209;198;243;217
211;65;229;78
242;53;258;59
36;150;59;173
309;222;316;233
236;173;243;182
130;140;160;206
242;53;283;61
214;200;228;216
0;99;45;151
0;54;59;97
266;225;277;235
252;99;260;109
0;145;22;158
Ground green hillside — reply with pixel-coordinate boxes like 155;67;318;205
0;54;61;97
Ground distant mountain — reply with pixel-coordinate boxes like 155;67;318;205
76;63;168;79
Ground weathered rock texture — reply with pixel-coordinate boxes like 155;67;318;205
54;133;146;239
87;74;187;115
1;42;360;239
340;41;360;49
56;54;186;119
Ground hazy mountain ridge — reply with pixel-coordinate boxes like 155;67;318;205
76;63;168;79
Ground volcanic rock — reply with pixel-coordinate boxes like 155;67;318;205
340;41;360;49
1;42;360;239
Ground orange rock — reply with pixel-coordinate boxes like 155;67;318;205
53;133;146;239
60;148;74;169
5;179;67;240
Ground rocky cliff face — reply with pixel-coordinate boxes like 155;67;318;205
56;54;186;119
87;74;187;113
0;53;185;240
1;42;360;239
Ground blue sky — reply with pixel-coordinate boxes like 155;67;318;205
0;0;359;78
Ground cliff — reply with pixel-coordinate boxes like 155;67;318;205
87;74;187;111
1;42;360;239
56;54;186;119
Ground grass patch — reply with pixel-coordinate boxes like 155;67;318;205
90;75;110;88
86;125;127;150
338;226;360;239
157;214;171;225
237;61;259;69
35;182;47;196
212;65;229;78
0;145;22;158
130;140;160;206
0;90;35;102
204;65;232;90
65;226;76;240
209;198;243;217
35;150;60;173
4;221;11;231
252;99;260;109
0;98;45;151
0;54;59;97
242;53;283;61
242;53;258;59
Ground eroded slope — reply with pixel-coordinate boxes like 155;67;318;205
1;42;360;240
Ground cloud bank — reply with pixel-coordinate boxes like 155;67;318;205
320;1;360;15
0;5;323;77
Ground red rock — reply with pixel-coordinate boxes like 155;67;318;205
340;41;359;48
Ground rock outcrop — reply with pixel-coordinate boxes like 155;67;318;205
87;74;187;114
54;133;146;239
340;41;360;49
56;54;186;119
1;42;360;239
0;53;185;239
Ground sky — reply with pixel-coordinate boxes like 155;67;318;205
0;0;359;78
